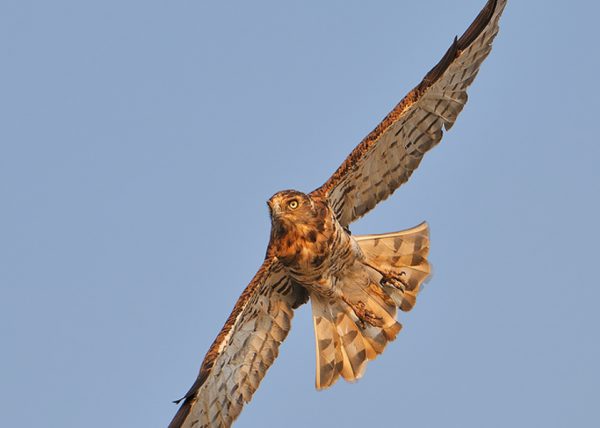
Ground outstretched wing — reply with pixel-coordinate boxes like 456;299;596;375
169;258;307;428
313;0;507;226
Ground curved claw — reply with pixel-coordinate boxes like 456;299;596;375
380;271;409;291
341;297;384;328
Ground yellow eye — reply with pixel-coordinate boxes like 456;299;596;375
288;200;299;209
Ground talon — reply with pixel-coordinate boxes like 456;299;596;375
356;318;366;329
342;298;384;328
367;261;408;291
380;271;409;291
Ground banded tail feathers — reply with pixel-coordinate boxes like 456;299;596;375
311;222;431;390
356;222;431;312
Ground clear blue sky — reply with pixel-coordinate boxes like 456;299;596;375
1;1;598;427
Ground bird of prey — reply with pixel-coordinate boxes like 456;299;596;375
170;1;506;426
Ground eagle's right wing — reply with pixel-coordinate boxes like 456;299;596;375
169;258;307;428
314;0;507;226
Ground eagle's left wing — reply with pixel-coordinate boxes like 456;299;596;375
169;258;307;428
313;0;507;227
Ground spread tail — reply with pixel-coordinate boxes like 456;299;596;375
311;222;431;390
355;221;431;312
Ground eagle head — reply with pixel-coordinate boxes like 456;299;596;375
267;190;314;224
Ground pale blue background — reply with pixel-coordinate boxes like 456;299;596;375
2;1;599;427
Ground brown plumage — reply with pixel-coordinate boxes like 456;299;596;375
169;1;506;427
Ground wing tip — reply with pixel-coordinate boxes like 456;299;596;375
422;0;504;92
168;398;194;428
457;0;500;48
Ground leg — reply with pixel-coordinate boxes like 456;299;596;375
340;295;384;329
363;261;409;291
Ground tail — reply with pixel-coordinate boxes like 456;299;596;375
311;222;431;390
355;221;431;312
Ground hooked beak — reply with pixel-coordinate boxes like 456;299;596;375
267;199;280;218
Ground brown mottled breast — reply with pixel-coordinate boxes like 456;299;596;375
270;195;345;284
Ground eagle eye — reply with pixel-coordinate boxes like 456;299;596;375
288;199;299;210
